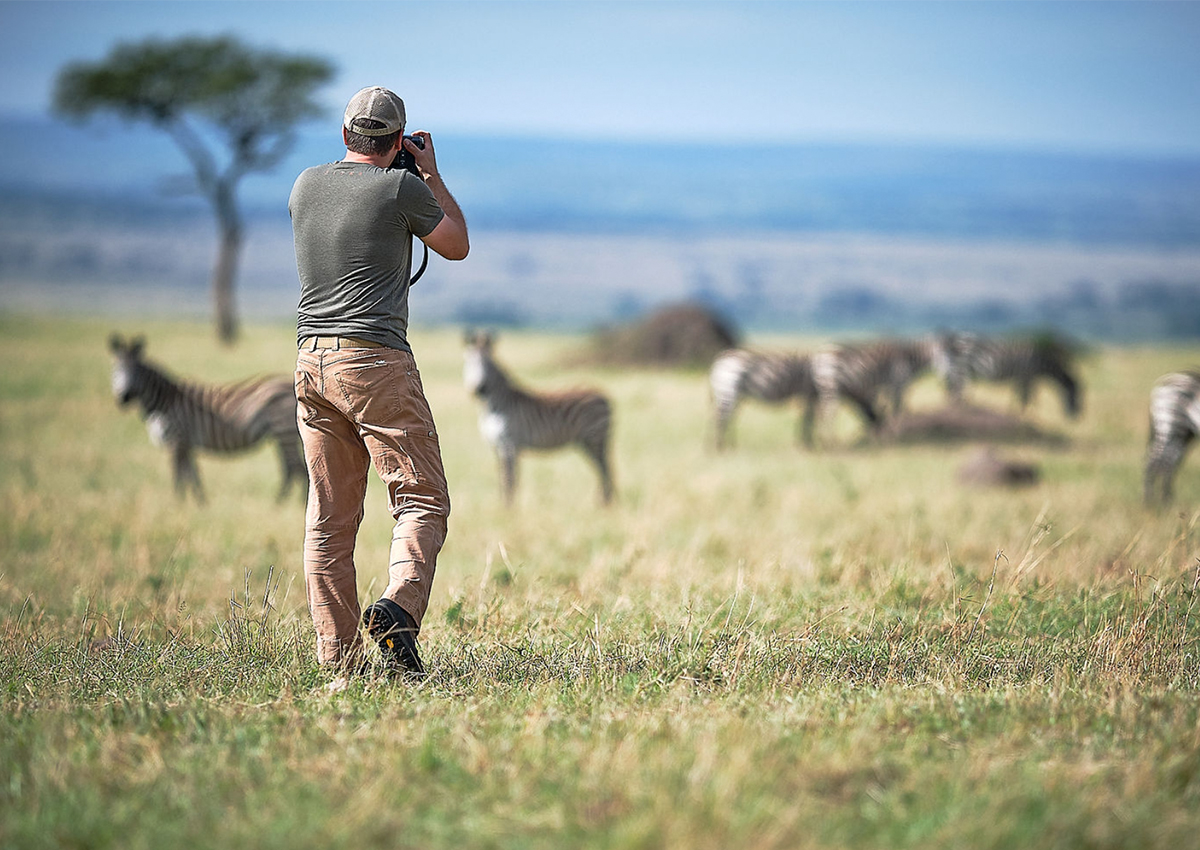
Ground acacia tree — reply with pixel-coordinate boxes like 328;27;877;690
53;36;334;343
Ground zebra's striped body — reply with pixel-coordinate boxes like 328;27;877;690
463;331;614;505
943;332;1082;418
1144;370;1200;506
709;348;820;449
812;336;947;424
108;334;307;503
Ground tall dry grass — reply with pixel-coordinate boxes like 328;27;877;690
2;314;1199;849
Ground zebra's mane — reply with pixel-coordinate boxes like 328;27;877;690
479;351;595;408
129;358;184;411
481;356;545;404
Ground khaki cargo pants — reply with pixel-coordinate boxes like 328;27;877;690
295;340;450;666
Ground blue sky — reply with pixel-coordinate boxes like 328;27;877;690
2;0;1200;155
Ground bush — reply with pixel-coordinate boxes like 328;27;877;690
584;301;740;368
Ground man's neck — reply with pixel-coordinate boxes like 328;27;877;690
342;150;394;167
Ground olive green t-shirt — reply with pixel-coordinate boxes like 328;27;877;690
290;161;444;352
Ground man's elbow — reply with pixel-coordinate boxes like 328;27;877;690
444;237;470;261
424;223;470;261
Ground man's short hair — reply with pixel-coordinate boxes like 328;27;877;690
346;119;400;157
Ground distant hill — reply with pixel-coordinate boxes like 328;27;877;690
3;111;1200;338
3;112;1200;248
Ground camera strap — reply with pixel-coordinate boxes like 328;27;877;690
411;242;429;286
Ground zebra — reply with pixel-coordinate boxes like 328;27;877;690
463;330;614;505
108;334;307;503
708;348;823;450
941;331;1082;418
709;335;949;450
812;334;951;425
1144;370;1200;506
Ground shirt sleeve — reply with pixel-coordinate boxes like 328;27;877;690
397;174;446;239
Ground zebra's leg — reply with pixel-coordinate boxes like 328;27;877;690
498;445;518;506
1144;417;1161;505
891;382;907;418
275;436;308;502
945;372;966;406
1160;436;1194;504
1147;434;1191;506
582;433;615;504
813;390;840;446
844;390;882;436
295;436;311;496
1144;456;1165;506
1152;453;1179;506
1046;363;1082;418
714;399;737;451
172;444;204;504
800;393;818;449
1016;377;1034;412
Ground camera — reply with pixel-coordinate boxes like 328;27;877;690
391;134;425;175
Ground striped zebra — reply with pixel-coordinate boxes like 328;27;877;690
1144;370;1200;506
108;334;307;503
942;331;1082;418
708;348;823;450
812;334;951;424
463;330;614;505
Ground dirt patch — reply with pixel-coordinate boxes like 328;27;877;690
879;403;1068;447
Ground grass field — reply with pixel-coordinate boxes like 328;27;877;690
2;314;1199;849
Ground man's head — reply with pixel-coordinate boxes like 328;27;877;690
343;86;405;157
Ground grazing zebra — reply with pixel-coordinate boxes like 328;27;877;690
708;348;822;450
463;330;614;505
1144;370;1200;506
942;331;1082;418
108;334;307;503
810;334;953;430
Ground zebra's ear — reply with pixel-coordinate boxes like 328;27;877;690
130;336;146;358
480;330;495;351
108;333;124;353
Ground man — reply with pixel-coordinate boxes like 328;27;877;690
290;86;469;676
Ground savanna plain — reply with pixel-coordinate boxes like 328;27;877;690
2;314;1199;849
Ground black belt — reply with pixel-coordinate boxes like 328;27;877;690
301;336;384;351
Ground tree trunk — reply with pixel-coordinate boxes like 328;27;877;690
212;182;242;345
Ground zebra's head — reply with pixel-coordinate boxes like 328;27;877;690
108;333;147;407
463;329;498;398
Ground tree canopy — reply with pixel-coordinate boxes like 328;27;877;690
53;35;335;343
55;35;334;181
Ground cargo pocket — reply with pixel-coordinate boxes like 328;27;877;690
377;429;449;516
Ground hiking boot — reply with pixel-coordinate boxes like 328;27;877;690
361;598;425;676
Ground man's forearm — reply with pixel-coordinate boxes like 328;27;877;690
422;171;470;259
426;173;467;234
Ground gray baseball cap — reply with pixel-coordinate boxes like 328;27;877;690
343;86;406;137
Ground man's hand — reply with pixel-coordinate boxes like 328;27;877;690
404;131;438;180
408;131;469;261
